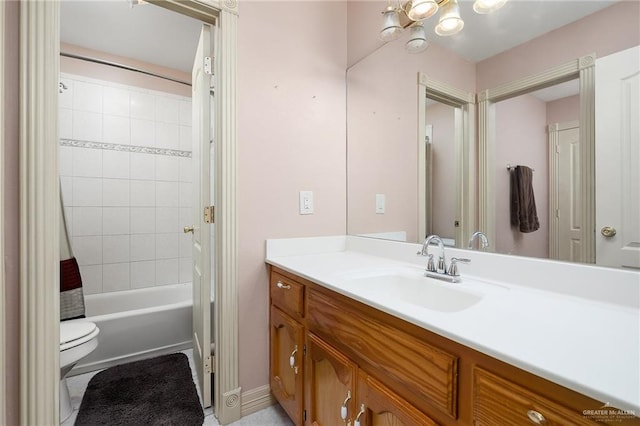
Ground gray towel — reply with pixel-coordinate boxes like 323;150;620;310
60;190;86;320
510;165;540;233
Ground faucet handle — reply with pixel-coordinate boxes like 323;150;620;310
426;254;436;272
446;257;470;277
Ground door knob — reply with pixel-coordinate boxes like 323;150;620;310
183;225;195;234
601;226;617;238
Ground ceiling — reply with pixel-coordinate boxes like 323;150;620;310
61;0;619;74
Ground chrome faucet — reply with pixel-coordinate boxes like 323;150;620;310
468;231;489;251
418;235;470;283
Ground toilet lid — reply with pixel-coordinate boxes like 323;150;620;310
60;321;98;350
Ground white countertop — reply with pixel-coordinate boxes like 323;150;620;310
266;236;640;413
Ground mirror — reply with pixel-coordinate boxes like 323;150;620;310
346;0;639;268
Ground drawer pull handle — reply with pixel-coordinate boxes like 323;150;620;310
289;346;298;374
354;404;365;426
341;390;351;421
276;281;291;290
526;410;546;424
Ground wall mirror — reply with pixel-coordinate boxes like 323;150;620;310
346;0;639;269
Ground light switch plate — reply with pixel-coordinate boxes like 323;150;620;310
375;194;385;214
299;191;314;215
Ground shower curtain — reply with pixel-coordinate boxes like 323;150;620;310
60;189;86;320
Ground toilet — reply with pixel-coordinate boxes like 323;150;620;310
59;320;100;422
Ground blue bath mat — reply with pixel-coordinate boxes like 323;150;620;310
75;353;204;426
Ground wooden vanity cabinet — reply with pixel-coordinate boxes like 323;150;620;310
268;266;640;426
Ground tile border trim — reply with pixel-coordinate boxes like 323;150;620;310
60;138;192;158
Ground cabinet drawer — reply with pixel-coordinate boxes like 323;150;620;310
308;289;458;418
473;367;598;425
270;272;305;319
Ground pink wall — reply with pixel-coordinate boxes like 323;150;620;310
426;102;456;239
347;29;475;243
3;1;20;424
477;2;640;91
495;94;548;258
238;1;347;392
546;94;579;125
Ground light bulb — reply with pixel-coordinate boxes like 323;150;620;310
473;0;508;14
406;23;429;54
406;0;439;21
435;0;464;36
380;6;403;42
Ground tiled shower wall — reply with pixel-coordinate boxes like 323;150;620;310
59;73;193;294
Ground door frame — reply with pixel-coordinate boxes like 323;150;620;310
548;120;580;260
478;54;596;263
418;73;476;246
18;1;240;424
0;0;6;422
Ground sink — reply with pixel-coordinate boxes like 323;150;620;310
337;268;483;313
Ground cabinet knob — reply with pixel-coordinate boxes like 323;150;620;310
354;404;365;426
341;390;351;421
526;410;547;424
289;346;298;374
276;281;291;290
183;225;195;234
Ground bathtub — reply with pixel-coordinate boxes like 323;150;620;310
70;283;210;376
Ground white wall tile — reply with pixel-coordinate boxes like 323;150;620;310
178;158;192;182
131;207;156;234
156;122;179;150
72;177;102;207
79;265;102;295
156;207;183;233
102;263;130;292
103;235;130;264
73;147;103;178
103;86;130;117
102;207;130;235
179;207;192;227
131;261;156;289
63;207;73;236
73;81;103;113
179;125;192;152
155;259;179;286
130;91;156;121
59;108;73;139
179;100;191;126
130;153;155;180
179;183;192;207
156;181;179;207
156;233;180;259
130;180;156;206
103;115;131;145
59;78;73;109
179;233;192;259
72;207;102;236
130;118;155;147
155;155;179;181
102;179;130;206
72;236;102;265
156;96;180;124
59;146;74;176
155;208;180;233
131;234;155;261
73;111;103;142
179;259;192;284
103;150;130;179
60;176;73;206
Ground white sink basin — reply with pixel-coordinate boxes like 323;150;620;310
337;269;483;313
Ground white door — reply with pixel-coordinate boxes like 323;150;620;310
595;46;640;269
190;24;213;407
557;123;581;262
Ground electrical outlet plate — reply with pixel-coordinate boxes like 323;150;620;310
299;191;314;215
375;194;385;214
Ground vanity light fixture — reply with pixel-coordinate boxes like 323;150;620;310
380;0;508;52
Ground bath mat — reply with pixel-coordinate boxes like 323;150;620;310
75;353;204;426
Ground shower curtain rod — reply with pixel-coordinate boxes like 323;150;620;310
60;52;191;87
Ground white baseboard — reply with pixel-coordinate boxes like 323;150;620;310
241;384;276;417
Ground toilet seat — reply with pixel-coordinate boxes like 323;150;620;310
60;321;99;351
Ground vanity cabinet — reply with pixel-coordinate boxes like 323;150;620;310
268;266;640;426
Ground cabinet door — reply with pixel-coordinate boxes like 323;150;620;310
306;332;358;426
271;306;304;425
354;371;438;426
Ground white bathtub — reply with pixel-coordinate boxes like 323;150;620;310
70;283;206;376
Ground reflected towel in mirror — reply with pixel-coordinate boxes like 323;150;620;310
510;165;540;233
